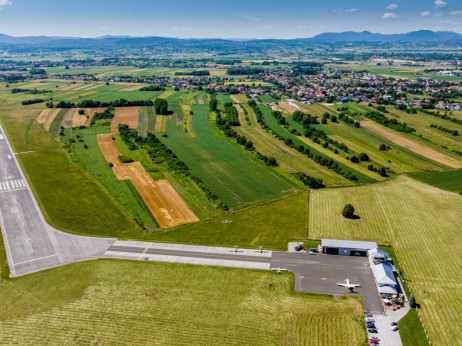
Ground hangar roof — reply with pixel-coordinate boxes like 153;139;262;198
321;239;378;250
372;263;397;286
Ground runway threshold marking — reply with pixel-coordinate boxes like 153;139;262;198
138;243;152;260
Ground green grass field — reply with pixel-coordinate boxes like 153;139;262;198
0;104;141;237
160;104;296;209
0;258;366;345
399;308;430;346
309;175;462;345
63;126;158;229
410;169;462;193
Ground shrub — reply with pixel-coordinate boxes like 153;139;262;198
118;155;134;163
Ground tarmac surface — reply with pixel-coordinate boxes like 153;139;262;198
271;251;383;313
0;124;115;277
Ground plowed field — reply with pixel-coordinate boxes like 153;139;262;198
111;107;139;134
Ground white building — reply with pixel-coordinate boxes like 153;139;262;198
371;262;398;297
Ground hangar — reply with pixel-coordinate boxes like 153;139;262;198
321;239;378;256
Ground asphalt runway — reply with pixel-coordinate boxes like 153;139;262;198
271;251;383;313
0;123;383;314
0;124;115;277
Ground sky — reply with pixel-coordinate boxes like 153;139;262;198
0;0;462;39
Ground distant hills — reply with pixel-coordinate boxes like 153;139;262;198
309;30;462;43
0;30;461;52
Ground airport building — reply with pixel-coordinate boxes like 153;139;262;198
371;262;399;297
321;239;378;256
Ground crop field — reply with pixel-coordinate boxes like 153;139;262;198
309;175;462;345
278;102;298;114
410;169;462;193
113;162;199;228
0;104;140;237
36;108;60;131
259;95;277;103
160;104;297;209
97;133;121;163
361;120;462;168
64;126;157;229
49;108;67;137
111;107;139;134
234;104;350;187
258;104;376;184
324;121;447;172
154;115;169;133
0;260;365;345
230;94;249;103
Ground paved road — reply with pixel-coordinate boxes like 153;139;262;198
0;124;115;277
104;241;272;270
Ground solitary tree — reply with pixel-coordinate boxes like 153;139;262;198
342;204;355;219
409;294;416;308
154;98;168;115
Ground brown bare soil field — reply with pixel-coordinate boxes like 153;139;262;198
62;109;75;128
278;102;298;114
111;107;139;134
112;162;198;228
182;105;192;113
155;116;169;133
119;85;144;91
362;120;462;168
84;107;107;127
37;109;61;131
72;109;88;127
97;134;121;164
59;84;82;91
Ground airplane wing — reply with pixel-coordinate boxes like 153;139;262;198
337;283;348;287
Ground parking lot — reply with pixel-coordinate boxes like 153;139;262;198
271;251;383;313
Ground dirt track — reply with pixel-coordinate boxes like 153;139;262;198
97;134;121;164
111;107;139;134
362;120;462;169
112;162;199;228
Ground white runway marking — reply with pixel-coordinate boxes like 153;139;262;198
0;179;27;193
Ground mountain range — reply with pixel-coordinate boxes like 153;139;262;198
0;30;461;51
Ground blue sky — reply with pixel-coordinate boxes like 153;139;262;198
0;0;462;38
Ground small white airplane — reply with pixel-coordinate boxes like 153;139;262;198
337;279;361;292
221;219;233;224
271;267;288;274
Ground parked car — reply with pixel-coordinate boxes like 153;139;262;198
369;340;379;345
368;328;378;333
370;337;380;341
391;325;399;331
364;313;373;317
367;324;376;329
391;322;397;326
366;318;375;322
294;244;303;251
308;250;316;255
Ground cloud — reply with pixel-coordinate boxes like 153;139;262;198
241;15;261;22
0;0;12;8
382;12;399;19
434;0;447;8
440;20;459;25
386;4;398;10
421;11;432;17
450;10;462;15
333;8;358;15
434;12;442;17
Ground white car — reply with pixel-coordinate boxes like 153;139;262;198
391;325;399;331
